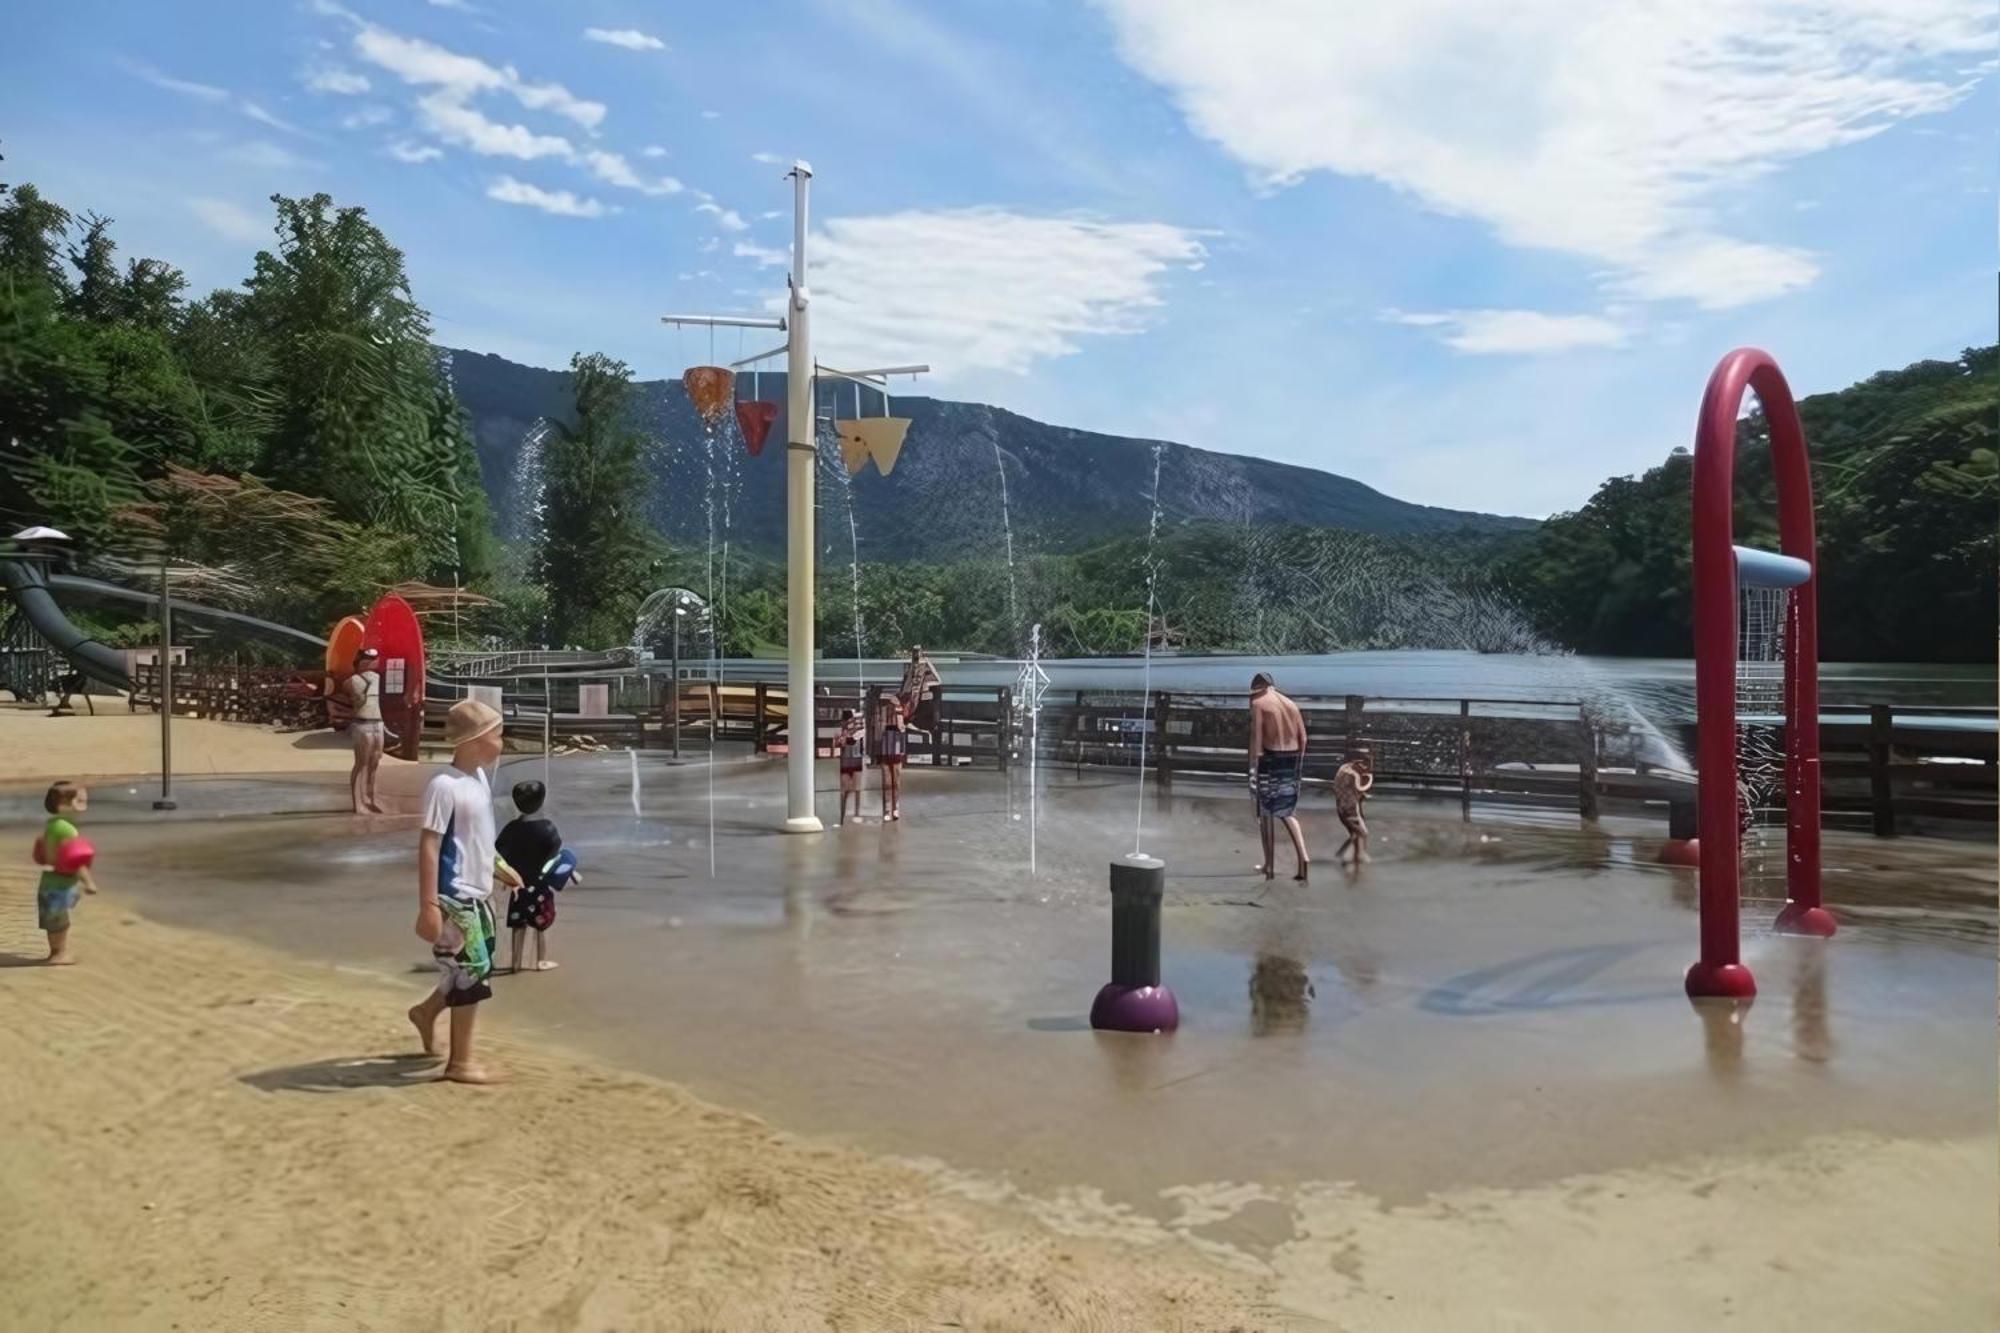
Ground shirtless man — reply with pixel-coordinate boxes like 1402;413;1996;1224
348;647;387;814
1248;672;1310;882
1334;750;1374;864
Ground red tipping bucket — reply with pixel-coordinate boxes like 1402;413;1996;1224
735;400;777;456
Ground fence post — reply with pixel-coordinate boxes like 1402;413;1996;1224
1578;707;1600;821
754;681;768;754
1155;692;1173;790
1344;694;1364;758
1459;699;1473;819
708;681;720;746
1869;704;1895;837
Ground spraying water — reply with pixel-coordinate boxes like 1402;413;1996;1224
992;437;1019;639
836;424;866;699
1131;443;1166;858
1014;623;1051;875
628;746;641;817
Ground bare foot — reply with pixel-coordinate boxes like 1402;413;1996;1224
1256;864;1275;881
1295;861;1311;883
441;1064;500;1085
366;801;386;815
44;953;75;967
407;1004;438;1055
535;960;559;971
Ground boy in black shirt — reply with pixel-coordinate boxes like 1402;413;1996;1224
497;780;579;973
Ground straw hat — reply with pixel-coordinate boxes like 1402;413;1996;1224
444;698;502;748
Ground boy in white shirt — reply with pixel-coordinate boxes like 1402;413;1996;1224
406;699;519;1084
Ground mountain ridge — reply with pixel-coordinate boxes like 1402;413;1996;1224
445;348;1533;560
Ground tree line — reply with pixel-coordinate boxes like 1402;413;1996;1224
4;166;1988;665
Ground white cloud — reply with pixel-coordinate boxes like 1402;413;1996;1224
187;197;267;243
794;208;1205;375
584;28;665;51
304;66;370;95
122;60;229;103
1095;0;1996;309
389;141;445;164
1381;308;1627;355
340;104;394;129
699;109;721;119
418;91;572;159
641;145;669;158
582;149;682;195
486;175;607;218
695;202;747;231
349;22;606;129
240;102;308;136
733;240;789;267
750;151;784;165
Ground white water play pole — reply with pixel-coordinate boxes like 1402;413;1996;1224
782;161;821;832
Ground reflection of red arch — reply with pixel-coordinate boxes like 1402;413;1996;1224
1686;349;1836;1002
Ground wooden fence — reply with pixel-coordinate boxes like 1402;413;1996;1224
131;663;326;730
415;672;1993;834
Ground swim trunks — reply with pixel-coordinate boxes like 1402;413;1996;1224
37;882;80;933
504;849;577;932
1256;751;1303;819
433;897;496;1006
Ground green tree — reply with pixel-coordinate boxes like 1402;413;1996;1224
534;352;663;647
238;192;494;582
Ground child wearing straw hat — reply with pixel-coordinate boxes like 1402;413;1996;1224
407;698;520;1084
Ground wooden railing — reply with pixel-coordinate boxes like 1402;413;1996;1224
413;673;1994;832
131;663;326;730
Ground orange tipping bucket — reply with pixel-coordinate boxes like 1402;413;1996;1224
683;366;735;423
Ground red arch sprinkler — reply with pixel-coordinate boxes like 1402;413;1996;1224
1684;349;1837;1003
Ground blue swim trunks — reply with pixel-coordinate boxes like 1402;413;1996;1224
1256;751;1303;819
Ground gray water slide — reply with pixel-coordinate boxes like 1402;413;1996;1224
0;557;324;690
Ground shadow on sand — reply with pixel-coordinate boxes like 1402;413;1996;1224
241;1052;439;1093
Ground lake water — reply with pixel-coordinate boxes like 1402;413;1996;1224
689;651;1993;723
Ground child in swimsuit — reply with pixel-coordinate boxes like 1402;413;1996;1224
32;781;99;965
498;780;580;973
877;698;908;822
835;709;865;825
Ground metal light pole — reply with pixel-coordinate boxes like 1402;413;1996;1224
154;558;176;811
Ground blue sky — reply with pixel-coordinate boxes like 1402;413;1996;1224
4;0;1993;516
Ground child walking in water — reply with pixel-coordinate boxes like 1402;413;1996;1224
498;780;580;973
31;781;98;965
835;708;866;826
877;698;908;822
407;700;518;1084
1334;751;1374;865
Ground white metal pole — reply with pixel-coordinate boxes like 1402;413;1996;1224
783;161;822;832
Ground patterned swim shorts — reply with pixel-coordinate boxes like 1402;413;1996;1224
37;881;80;933
433;897;496;1007
1256;751;1303;819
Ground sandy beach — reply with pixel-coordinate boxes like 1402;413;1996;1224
0;865;1279;1332
0;704;365;782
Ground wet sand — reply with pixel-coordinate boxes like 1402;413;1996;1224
2;734;1995;1327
